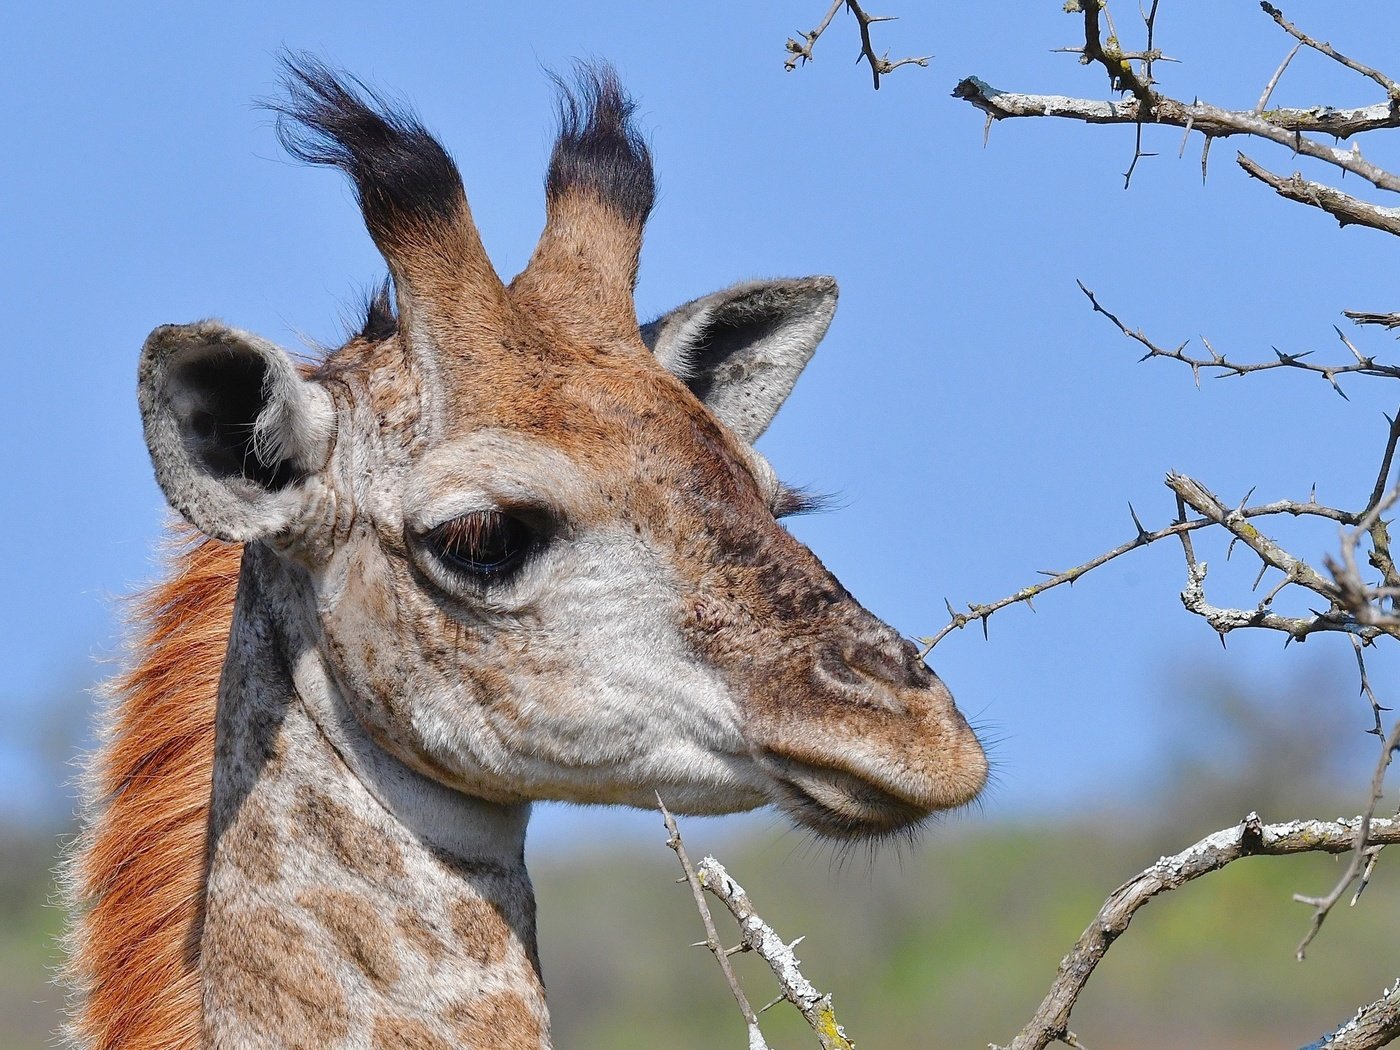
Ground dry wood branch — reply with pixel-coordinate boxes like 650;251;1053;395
1305;978;1400;1050
1260;2;1400;101
923;512;1208;652
695;856;855;1050
953;79;1400;192
1238;154;1400;237
1325;488;1400;640
1365;415;1400;517
661;800;769;1050
953;79;1400;140
784;0;930;90
1167;474;1339;599
1293;717;1400;959
662;804;854;1050
953;0;1400;197
923;488;1371;652
1346;311;1400;331
1256;41;1303;114
995;815;1400;1050
1078;281;1400;391
1076;0;1154;103
1178;560;1373;642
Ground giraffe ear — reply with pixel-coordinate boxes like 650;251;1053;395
641;276;838;443
138;322;335;543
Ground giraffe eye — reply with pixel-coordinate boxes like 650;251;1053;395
426;510;534;578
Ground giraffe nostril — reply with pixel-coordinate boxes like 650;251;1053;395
812;637;930;701
815;647;866;688
843;639;930;690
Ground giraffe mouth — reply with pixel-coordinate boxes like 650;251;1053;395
766;758;932;840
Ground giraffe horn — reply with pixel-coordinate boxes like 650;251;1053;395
511;65;655;341
271;52;508;345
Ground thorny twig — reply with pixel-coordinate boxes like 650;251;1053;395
1346;310;1400;332
926;286;1400;989
919;492;1359;655
952;1;1400;230
1301;978;1400;1050
661;799;769;1050
1260;2;1400;101
1077;281;1400;392
1292;718;1400;959
662;803;855;1050
1237;155;1400;238
927;288;1400;648
784;0;930;90
1077;0;1162;185
993;814;1400;1050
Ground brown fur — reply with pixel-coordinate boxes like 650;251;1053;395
298;889;403;990
211;905;350;1047
66;528;240;1050
449;898;512;966
447;991;545;1049
292;783;409;883
372;1014;455;1050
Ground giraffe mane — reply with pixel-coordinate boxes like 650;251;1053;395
63;527;241;1050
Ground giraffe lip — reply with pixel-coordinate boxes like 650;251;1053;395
767;758;930;839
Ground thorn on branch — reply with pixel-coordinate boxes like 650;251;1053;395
1259;1;1400;101
1345;309;1400;331
662;802;857;1050
783;0;931;89
1003;815;1400;1049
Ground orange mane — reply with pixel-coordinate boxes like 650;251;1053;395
66;529;242;1050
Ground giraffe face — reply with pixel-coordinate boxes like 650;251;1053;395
136;63;986;840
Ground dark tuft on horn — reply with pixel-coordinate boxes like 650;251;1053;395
270;52;465;251
546;64;655;227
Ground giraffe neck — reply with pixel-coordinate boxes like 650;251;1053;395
201;546;551;1049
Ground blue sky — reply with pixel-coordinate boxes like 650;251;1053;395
5;2;1400;842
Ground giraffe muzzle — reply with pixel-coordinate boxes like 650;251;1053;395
747;637;988;838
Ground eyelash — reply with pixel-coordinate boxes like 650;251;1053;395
773;485;830;518
424;510;535;579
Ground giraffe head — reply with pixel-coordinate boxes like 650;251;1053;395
137;58;986;840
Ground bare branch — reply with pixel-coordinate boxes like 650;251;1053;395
995;815;1400;1050
1366;412;1400;516
1256;41;1304;114
923;513;1208;652
1078;281;1400;388
663;803;854;1050
695;856;856;1050
922;490;1366;652
784;1;930;89
954;79;1400;192
1293;718;1400;958
1259;2;1400;101
784;1;844;73
1077;0;1154;103
1346;310;1400;331
1167;473;1340;600
660;799;770;1050
1238;153;1400;238
1308;978;1400;1050
1324;488;1400;636
1177;559;1374;642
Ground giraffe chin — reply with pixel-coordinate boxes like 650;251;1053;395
766;758;940;840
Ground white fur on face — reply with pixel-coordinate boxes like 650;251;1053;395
310;429;771;815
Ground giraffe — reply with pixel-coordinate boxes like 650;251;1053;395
65;56;988;1049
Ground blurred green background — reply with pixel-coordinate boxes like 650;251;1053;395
9;671;1394;1049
